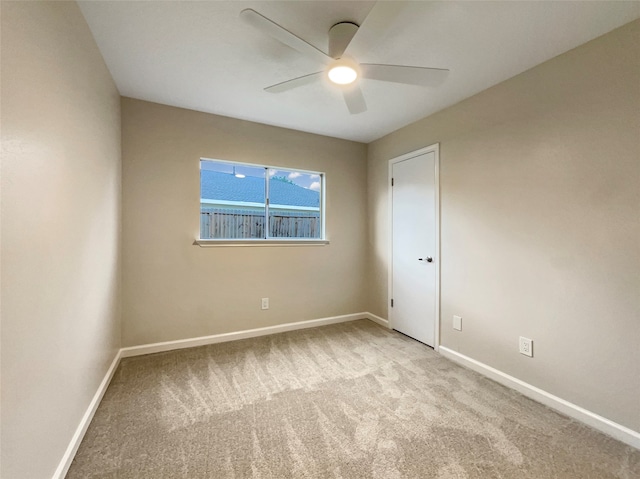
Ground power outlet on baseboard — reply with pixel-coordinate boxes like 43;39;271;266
519;336;533;357
453;315;462;331
261;298;269;310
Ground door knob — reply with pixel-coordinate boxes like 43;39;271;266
418;257;433;262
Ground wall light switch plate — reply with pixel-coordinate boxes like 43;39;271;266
519;336;533;357
453;315;462;331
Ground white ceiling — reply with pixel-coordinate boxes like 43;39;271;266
78;1;639;143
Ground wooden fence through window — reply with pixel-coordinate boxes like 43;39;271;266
200;208;320;239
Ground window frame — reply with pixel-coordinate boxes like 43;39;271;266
196;157;328;246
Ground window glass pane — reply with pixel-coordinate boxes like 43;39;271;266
200;160;266;239
268;169;321;238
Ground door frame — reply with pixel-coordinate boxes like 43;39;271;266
387;143;441;351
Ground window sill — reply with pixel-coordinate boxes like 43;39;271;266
194;238;330;247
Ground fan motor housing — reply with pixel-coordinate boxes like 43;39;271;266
328;22;359;59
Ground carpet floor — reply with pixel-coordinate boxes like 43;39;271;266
66;320;639;478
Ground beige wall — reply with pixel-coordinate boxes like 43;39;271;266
368;20;640;431
1;2;121;478
121;98;367;346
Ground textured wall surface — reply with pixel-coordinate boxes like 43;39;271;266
0;2;122;477
121;98;367;346
367;20;640;431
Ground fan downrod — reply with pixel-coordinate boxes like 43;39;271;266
328;22;359;59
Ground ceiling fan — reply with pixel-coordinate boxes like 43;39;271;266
240;2;449;114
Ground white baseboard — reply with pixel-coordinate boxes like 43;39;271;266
439;346;640;450
120;312;370;358
52;349;122;479
364;312;390;328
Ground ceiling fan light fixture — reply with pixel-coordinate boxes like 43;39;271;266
328;65;358;85
327;58;360;86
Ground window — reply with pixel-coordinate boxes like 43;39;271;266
200;159;324;241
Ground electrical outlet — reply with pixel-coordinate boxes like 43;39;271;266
519;336;533;357
261;298;269;310
453;315;462;331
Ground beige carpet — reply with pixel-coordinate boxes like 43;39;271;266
66;320;639;478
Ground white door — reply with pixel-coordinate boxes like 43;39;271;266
390;149;438;346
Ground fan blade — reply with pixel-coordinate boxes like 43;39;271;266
343;1;406;58
241;9;332;65
343;86;367;114
264;72;324;93
361;64;449;87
